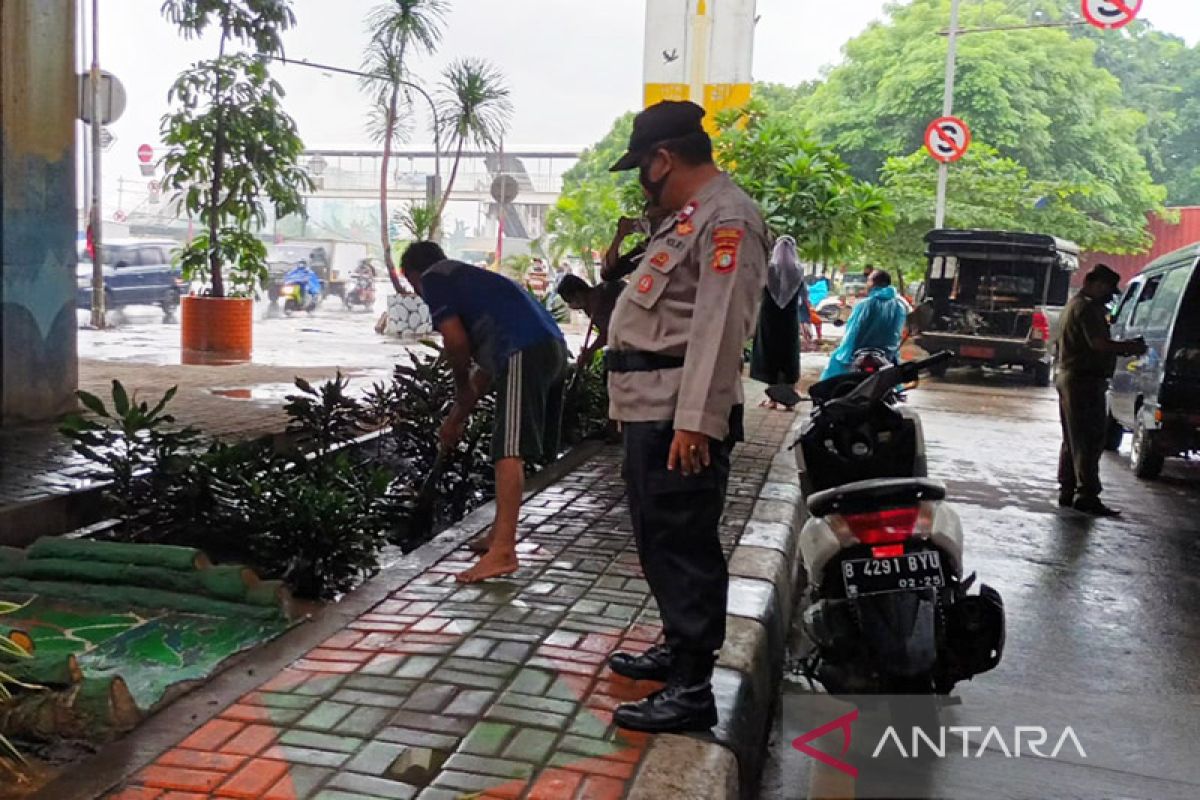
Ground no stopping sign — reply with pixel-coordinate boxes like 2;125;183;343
1082;0;1142;30
925;116;971;164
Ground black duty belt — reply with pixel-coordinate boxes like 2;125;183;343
605;350;685;372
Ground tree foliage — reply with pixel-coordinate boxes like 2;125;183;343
802;0;1165;251
715;102;893;266
549;113;643;268
561;112;635;185
546;178;623;267
1028;1;1200;205
361;0;447;290
872;143;1153;280
160;1;312;297
434;58;513;225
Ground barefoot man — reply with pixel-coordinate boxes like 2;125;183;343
401;242;569;583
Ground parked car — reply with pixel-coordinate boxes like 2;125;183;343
840;271;870;305
1106;243;1200;478
76;238;183;317
911;229;1079;386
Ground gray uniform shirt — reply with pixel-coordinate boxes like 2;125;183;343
607;173;769;440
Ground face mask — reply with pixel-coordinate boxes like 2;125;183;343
639;155;671;208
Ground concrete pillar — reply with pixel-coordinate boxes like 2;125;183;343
0;0;79;426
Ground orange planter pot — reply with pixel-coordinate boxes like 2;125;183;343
181;295;253;363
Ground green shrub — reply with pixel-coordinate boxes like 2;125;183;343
0;601;35;774
60;345;606;599
562;351;610;447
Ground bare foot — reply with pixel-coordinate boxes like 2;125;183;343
456;550;519;584
465;532;493;553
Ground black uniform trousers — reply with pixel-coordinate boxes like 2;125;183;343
1056;372;1108;501
622;418;736;660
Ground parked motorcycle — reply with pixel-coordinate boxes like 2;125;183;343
343;262;377;311
282;262;322;316
795;351;1004;720
816;296;850;326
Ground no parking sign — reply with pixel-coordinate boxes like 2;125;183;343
925;116;971;164
1081;0;1142;30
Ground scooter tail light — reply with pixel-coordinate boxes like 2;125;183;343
871;544;905;558
841;506;921;545
1030;311;1050;342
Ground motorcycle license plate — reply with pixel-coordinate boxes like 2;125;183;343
842;550;944;598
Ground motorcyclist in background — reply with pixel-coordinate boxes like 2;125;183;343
282;259;324;312
822;269;907;379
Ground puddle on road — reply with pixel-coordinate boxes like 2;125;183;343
209;383;298;402
387;747;450;788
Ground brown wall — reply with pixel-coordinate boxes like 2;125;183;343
1080;207;1200;285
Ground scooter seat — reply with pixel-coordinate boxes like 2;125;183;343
807;477;946;518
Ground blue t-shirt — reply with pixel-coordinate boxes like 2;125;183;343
421;260;565;374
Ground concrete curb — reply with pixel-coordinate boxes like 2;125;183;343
627;417;805;800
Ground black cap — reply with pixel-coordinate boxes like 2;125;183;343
1086;263;1121;284
610;101;707;172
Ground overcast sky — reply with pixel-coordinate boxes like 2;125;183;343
89;0;1200;205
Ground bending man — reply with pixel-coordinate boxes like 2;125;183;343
401;242;569;583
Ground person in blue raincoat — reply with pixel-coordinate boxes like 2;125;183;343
807;275;830;307
822;269;907;379
283;260;323;299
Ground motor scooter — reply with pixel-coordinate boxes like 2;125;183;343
795;351;1005;720
282;262;322;315
344;262;377;311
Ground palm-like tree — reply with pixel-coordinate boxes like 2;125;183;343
434;58;513;231
361;0;447;292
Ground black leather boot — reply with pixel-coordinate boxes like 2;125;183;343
612;651;718;733
608;643;674;682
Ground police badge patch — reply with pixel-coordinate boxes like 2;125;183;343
711;227;744;274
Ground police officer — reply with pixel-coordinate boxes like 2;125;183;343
603;101;768;733
1056;263;1146;516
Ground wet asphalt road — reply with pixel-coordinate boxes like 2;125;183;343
760;364;1200;800
77;287;406;370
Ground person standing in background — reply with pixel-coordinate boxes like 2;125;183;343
556;273;626;368
1056;264;1146;516
601;204;672;282
750;235;803;409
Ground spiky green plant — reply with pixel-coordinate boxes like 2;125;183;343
0;600;36;771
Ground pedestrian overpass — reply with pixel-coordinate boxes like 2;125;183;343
302;147;580;241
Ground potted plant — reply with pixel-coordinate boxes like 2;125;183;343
160;0;313;361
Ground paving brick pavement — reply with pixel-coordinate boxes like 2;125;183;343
97;404;796;800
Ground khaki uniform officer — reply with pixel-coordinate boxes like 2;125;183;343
602;101;768;734
1056;263;1145;516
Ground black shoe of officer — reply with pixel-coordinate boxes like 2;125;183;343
1057;491;1075;508
608;644;674;682
612;681;718;733
1074;497;1121;517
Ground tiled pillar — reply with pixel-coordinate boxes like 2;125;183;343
0;0;79;425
